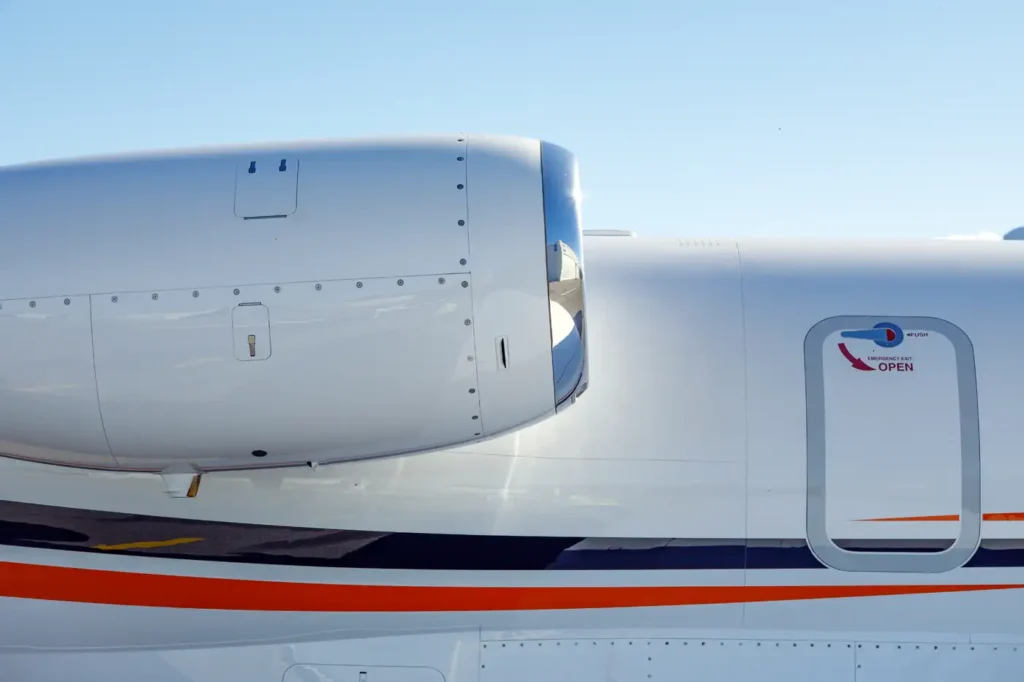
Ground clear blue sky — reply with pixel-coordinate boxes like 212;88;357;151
1;1;1021;239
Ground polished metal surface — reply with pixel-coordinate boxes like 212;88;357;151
541;142;588;408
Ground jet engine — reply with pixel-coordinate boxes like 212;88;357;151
0;135;588;471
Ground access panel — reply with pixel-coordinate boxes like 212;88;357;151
91;276;482;469
232;303;271;361
234;156;298;219
804;316;980;573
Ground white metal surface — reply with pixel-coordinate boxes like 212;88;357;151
91;275;481;467
0;137;470;298
233;155;299;218
0;294;115;467
462;136;556;436
3;624;1024;682
0;135;589;469
5;139;1024;680
2;237;1024;539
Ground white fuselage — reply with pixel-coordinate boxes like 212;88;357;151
2;137;1024;681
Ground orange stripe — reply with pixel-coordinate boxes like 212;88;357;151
0;561;1020;611
863;513;1024;522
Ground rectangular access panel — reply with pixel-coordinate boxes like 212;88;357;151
232;304;271;361
804;315;980;573
234;156;298;218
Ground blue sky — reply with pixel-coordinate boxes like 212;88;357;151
1;1;1021;239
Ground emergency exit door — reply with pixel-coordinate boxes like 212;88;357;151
803;315;980;573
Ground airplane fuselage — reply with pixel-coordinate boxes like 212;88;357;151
2;136;1023;681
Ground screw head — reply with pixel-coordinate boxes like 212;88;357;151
111;296;118;303
192;290;199;298
64;298;70;305
460;258;467;265
29;301;36;308
469;388;476;394
471;415;479;420
315;283;322;291
356;281;363;288
461;281;469;288
274;286;281;293
438;277;446;284
464;319;471;326
397;279;404;286
233;288;240;295
458;219;465;226
457;156;464;161
457;184;464;189
152;293;159;300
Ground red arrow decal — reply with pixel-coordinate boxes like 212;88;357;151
838;343;875;371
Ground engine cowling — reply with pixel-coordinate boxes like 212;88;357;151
0;134;589;471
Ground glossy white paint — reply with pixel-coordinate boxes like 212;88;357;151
0;135;587;469
6;628;1023;682
5;138;1024;679
821;325;961;538
0;237;752;539
7;237;1022;541
91;275;481;468
739;239;1024;545
0;294;114;467
4;237;1024;539
7;631;1024;682
463;136;564;435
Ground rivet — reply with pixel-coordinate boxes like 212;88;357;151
274;286;281;293
469;388;476;394
438;277;446;284
457;184;464;190
464;319;471;325
151;293;159;300
233;288;240;296
315;283;322;291
460;258;467;266
29;301;36;308
458;219;465;226
64;298;70;305
111;296;118;303
192;290;199;298
356;282;363;288
397;279;404;286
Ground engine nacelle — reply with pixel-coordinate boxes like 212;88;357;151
0;134;589;471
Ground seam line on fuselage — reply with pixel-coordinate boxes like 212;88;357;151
734;240;752;600
88;295;117;465
461;135;484;430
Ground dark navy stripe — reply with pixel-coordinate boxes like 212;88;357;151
1;501;1021;570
